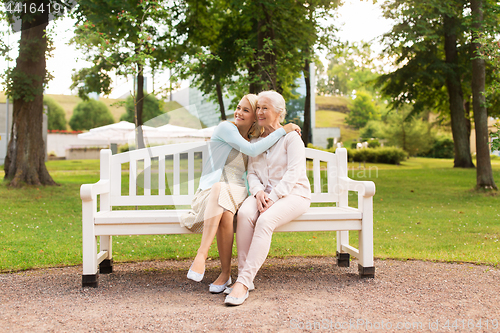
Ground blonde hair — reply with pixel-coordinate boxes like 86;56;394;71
243;94;264;138
257;90;287;122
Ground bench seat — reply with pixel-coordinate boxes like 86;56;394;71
92;207;363;236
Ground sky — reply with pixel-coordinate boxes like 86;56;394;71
0;0;394;98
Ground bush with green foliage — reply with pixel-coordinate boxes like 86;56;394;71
307;144;407;165
360;120;385;140
367;139;380;148
347;147;408;165
69;99;114;131
418;135;454;159
120;93;168;126
327;137;334;149
345;91;380;129
43;96;67;130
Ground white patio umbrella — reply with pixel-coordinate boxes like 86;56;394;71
77;121;135;144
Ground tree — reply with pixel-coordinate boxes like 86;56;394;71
346;91;380;129
471;0;497;190
71;0;174;149
2;0;75;187
321;42;380;97
69;99;114;131
120;93;168;126
383;107;434;156
378;0;478;168
43;95;67;130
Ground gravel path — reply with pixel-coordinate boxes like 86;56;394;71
1;257;499;332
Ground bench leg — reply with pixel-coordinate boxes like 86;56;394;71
82;234;99;287
99;236;113;274
336;231;350;267
82;274;99;288
358;196;375;278
358;264;375;278
336;251;350;267
100;259;113;274
82;201;99;287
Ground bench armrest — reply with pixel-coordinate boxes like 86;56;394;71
339;177;376;198
80;180;111;202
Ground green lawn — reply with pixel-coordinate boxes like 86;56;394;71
1;157;499;272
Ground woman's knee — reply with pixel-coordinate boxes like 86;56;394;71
219;211;235;229
254;214;278;236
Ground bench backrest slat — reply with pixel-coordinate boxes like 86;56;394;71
173;153;180;196
158;154;166;196
104;142;346;209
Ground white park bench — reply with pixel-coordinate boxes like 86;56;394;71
80;142;376;287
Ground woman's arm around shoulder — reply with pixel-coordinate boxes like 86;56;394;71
213;121;286;157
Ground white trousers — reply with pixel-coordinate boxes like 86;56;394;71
236;194;311;288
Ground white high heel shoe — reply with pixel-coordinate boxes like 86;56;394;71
209;277;232;293
187;265;204;282
223;281;255;294
224;290;249;306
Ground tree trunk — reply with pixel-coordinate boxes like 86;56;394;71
4;4;56;187
443;15;475;168
135;64;145;149
302;58;311;146
257;4;277;91
215;82;226;121
471;0;497;189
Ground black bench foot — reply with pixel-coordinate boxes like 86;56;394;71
336;251;350;267
99;259;113;274
358;264;375;278
82;274;99;288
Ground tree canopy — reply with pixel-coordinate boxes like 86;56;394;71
69;99;114;131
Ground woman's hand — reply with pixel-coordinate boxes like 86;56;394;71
255;190;273;213
283;123;301;136
260;198;274;213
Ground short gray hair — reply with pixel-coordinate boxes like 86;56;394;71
257;90;287;122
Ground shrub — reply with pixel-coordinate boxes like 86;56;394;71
348;147;408;165
308;144;407;165
69;99;114;131
418;135;454;159
43;95;67;130
367;139;380;148
327;137;334;149
360;120;385;140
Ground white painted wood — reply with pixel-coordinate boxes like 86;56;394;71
100;236;112;260
313;158;320;194
341;244;359;257
109;195;193;206
97;250;108;264
159;154;166;196
80;143;376;282
129;159;136;196
144;157;151;196
188;151;195;195
173;153;180;195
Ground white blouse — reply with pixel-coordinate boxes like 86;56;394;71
247;131;311;203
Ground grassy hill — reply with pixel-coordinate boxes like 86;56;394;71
0;92;205;129
315;95;359;142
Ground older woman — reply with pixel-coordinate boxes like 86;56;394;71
181;94;300;294
224;91;311;306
